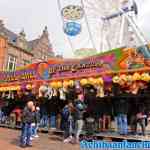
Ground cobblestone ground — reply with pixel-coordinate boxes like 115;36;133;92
0;128;80;150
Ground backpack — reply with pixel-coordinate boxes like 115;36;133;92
62;107;70;120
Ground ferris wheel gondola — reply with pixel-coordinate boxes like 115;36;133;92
57;0;98;57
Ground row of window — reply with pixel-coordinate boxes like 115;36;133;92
6;49;52;71
7;55;31;71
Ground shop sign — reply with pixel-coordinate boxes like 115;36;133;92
0;50;118;82
0;69;36;83
48;53;116;79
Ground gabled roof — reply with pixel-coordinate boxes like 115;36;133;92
28;38;39;50
0;26;17;43
0;22;54;55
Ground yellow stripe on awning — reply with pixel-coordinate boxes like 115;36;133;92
0;85;21;92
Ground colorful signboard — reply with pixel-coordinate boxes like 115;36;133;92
0;46;150;84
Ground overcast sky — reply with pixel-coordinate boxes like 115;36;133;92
0;0;149;58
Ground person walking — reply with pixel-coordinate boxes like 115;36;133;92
20;101;35;148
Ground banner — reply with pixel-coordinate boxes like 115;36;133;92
0;46;150;83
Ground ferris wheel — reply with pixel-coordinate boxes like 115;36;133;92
82;0;143;52
57;0;148;57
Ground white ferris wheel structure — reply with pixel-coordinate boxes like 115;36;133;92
57;0;148;57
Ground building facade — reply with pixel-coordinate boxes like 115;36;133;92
0;20;54;71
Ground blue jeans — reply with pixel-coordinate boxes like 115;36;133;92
40;115;48;127
116;114;128;135
64;118;74;139
20;123;32;146
0;110;4;123
32;123;39;137
63;121;70;138
50;112;56;128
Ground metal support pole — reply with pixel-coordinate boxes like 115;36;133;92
122;11;148;45
118;15;125;47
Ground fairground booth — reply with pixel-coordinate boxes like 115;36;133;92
1;44;150;133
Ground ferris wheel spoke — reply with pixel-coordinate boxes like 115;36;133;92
85;11;102;19
84;5;101;13
83;0;102;13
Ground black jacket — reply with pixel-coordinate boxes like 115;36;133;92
35;110;41;123
95;97;105;118
103;97;113;116
113;96;128;116
47;96;59;114
22;107;35;124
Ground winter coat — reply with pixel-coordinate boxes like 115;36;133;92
112;95;128;116
74;100;86;120
22;107;35;124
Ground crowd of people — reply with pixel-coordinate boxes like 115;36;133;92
0;83;150;148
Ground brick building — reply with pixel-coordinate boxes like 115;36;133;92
0;20;54;71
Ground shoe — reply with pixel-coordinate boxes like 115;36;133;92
20;144;26;148
70;137;78;144
30;137;34;140
26;144;32;147
34;135;39;138
50;128;56;130
63;138;71;143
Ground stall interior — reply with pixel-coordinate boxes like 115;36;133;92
0;72;150;136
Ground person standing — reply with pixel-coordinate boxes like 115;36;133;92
62;101;75;143
39;97;48;128
134;97;146;136
32;106;40;138
31;105;36;140
20;101;35;148
113;95;128;135
74;94;86;143
102;97;112;132
49;90;59;130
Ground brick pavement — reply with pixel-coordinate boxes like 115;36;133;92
0;128;80;150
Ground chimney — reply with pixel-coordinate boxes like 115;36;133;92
19;29;26;39
0;20;4;28
42;26;49;37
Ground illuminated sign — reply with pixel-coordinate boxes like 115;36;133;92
0;69;36;83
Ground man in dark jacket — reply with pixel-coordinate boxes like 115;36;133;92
102;96;112;131
20;101;35;148
32;106;40;138
48;91;59;130
74;94;86;142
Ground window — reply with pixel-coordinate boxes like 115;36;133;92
44;55;48;60
7;55;17;71
39;51;48;60
23;59;30;66
42;54;45;60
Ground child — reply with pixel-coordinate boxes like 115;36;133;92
20;101;35;148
